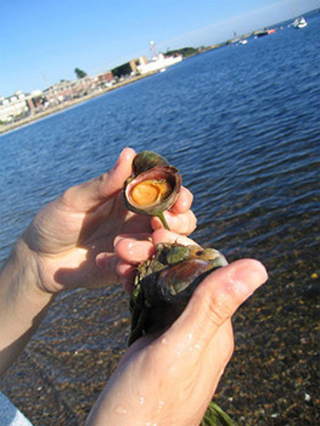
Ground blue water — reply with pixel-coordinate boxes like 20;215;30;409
1;16;319;270
0;12;319;425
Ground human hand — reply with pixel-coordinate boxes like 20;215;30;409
86;232;268;426
20;148;196;294
0;150;196;375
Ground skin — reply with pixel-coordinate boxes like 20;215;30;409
0;147;196;376
87;231;268;426
0;146;268;425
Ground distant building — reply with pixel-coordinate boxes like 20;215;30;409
96;71;114;85
0;91;29;122
111;62;133;78
43;77;93;105
129;56;147;73
26;90;45;111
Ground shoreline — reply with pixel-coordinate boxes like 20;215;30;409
0;45;231;136
0;47;218;136
0;73;155;135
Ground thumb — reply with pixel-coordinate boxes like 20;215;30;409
60;147;136;212
166;259;268;349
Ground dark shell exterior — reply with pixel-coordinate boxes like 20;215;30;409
132;150;169;175
129;243;228;345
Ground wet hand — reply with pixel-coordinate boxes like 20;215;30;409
114;229;199;293
21;148;196;294
86;258;268;426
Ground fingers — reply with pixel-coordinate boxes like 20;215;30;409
115;236;155;264
112;234;155;293
166;259;268;351
171;187;194;214
152;229;199;247
151;209;197;235
95;252;136;291
151;187;197;235
113;230;199;291
114;230;198;267
116;261;137;293
60;147;136;212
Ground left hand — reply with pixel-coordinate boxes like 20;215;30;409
21;147;196;294
0;148;196;376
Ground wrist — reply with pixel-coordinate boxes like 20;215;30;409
7;237;54;301
0;239;55;375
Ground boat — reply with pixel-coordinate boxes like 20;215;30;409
292;16;308;28
136;41;183;75
137;53;182;75
255;30;269;38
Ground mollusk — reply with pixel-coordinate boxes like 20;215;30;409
129;242;228;345
123;151;182;229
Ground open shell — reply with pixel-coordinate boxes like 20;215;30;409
123;151;182;223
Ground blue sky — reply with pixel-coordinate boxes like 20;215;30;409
1;0;319;97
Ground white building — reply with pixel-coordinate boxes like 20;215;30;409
0;91;29;123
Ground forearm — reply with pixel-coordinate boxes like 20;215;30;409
0;239;54;376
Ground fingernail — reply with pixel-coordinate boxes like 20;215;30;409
113;148;131;169
235;260;268;296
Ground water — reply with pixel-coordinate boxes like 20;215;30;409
1;13;319;425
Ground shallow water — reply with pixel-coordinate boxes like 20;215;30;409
1;12;319;425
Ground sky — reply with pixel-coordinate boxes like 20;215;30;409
1;0;319;97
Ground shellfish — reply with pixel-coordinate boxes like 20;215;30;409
123;151;182;229
129;242;228;345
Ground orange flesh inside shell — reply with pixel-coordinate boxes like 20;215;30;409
131;179;172;207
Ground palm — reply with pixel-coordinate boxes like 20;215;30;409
21;148;196;294
24;191;150;293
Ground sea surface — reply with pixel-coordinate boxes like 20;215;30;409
1;12;319;425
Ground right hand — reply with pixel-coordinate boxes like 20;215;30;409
87;231;268;426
